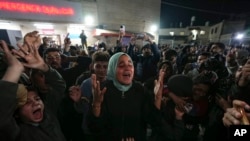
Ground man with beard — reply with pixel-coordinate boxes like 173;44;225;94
134;35;160;83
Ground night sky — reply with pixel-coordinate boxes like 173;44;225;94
160;0;250;28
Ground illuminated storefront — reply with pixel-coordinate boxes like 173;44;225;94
0;0;86;47
0;0;161;48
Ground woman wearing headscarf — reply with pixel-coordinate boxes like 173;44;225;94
86;52;164;141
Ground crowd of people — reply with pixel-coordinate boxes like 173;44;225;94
0;30;250;141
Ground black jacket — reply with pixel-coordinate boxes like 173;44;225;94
0;81;66;141
87;80;161;141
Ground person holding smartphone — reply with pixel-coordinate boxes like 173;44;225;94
223;58;250;126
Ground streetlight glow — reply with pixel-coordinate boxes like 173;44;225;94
85;15;94;26
235;33;244;40
150;24;158;32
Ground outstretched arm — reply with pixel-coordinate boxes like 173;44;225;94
0;40;24;140
154;69;165;109
0;40;24;82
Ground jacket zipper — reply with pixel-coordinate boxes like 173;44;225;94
121;91;125;139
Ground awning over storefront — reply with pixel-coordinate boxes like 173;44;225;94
93;29;155;39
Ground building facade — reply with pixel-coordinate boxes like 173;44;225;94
158;25;210;47
158;20;249;47
0;0;161;48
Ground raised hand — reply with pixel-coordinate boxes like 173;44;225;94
154;69;165;98
168;92;188;112
64;33;71;52
238;59;250;87
69;85;81;103
154;69;165;109
0;40;24;82
23;31;41;49
0;40;23;69
12;43;48;72
91;74;107;106
175;106;185;120
223;100;250;127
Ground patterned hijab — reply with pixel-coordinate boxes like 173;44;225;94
107;52;133;92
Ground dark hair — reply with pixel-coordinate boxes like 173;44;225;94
158;60;173;72
165;49;177;61
213;42;225;50
199;52;210;58
182;45;191;54
92;51;110;63
30;69;43;78
26;86;39;93
193;72;218;97
201;58;222;71
193;73;213;87
141;44;151;51
70;46;77;50
42;37;48;42
43;48;60;56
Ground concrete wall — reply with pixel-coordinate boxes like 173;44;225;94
80;1;99;26
96;0;160;31
96;0;161;42
66;0;161;44
159;28;188;36
209;22;223;42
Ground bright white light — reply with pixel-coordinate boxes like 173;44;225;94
200;30;205;35
170;32;174;36
191;29;198;40
150;25;158;32
0;22;10;26
0;21;21;30
85;16;94;25
69;24;85;29
235;33;244;40
34;23;53;29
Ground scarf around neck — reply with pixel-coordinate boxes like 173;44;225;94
107;52;132;92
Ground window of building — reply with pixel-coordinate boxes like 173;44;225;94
215;27;217;33
211;29;214;34
170;32;174;36
200;30;205;35
180;32;185;35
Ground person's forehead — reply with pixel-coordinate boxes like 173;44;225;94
94;61;108;65
118;55;131;62
47;51;60;56
212;44;219;48
193;83;210;90
27;91;39;98
161;63;171;68
198;55;207;59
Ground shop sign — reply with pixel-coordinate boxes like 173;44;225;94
0;1;74;15
0;0;82;23
41;29;55;34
